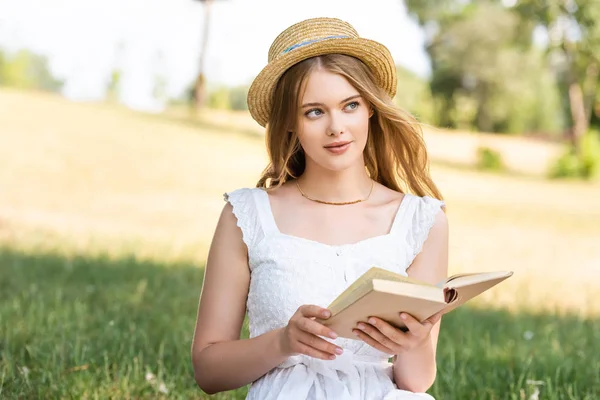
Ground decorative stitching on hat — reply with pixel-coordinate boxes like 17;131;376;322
282;35;350;54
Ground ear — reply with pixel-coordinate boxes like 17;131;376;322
369;108;374;118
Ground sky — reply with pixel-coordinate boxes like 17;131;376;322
0;0;430;111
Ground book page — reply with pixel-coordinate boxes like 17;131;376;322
327;267;435;314
364;267;436;286
444;271;513;288
441;271;514;315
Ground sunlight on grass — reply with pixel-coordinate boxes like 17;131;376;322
1;248;598;399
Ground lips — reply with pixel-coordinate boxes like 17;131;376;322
324;141;352;148
324;140;352;155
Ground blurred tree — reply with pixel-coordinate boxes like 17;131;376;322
594;85;600;126
152;49;168;106
106;41;125;103
0;49;63;92
395;65;435;123
192;0;226;114
0;51;5;78
229;84;249;111
204;84;249;111
404;1;563;134
106;70;121;103
513;0;600;153
208;86;231;109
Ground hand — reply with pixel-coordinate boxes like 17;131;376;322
352;312;443;355
278;305;344;361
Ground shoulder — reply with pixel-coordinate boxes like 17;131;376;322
372;182;407;211
220;187;267;247
257;181;300;214
404;194;448;249
222;186;273;213
377;183;445;216
223;187;264;202
410;193;445;209
408;194;446;220
261;181;296;198
402;194;448;276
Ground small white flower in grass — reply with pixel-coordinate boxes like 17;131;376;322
523;330;534;340
528;388;540;400
109;320;114;326
526;380;544;400
158;382;168;394
20;366;30;378
145;372;156;382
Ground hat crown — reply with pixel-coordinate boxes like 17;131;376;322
248;17;397;127
268;18;359;63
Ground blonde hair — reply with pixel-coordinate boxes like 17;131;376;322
256;54;442;200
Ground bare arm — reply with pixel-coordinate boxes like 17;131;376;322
393;208;449;392
191;203;288;394
191;203;342;394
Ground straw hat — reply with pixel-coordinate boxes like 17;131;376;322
247;17;398;127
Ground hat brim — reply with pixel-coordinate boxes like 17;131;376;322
247;37;397;127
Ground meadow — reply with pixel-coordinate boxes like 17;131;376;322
1;89;599;399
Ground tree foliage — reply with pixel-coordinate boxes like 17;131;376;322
513;0;600;147
0;49;63;92
404;0;600;178
406;0;564;134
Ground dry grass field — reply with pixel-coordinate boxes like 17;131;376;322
2;89;598;313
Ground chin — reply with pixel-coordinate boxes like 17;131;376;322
316;152;364;172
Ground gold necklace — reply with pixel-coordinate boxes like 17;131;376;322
295;180;374;206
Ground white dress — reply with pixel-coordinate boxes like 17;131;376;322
224;187;445;400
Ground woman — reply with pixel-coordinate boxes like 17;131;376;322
191;17;448;400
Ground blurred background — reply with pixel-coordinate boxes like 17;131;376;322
1;0;599;399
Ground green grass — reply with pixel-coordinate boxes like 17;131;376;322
1;247;598;399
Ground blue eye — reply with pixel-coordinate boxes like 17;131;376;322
305;109;323;118
345;101;359;111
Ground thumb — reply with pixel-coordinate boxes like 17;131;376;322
425;310;445;326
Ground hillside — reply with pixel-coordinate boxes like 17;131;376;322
1;88;599;314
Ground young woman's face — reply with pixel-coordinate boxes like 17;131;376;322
295;69;371;173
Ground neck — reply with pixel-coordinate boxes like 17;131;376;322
296;161;373;204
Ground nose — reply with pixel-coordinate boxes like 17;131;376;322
327;111;346;136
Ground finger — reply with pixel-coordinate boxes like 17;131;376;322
401;313;426;337
355;321;401;354
296;341;337;361
298;316;338;340
300;305;331;319
297;330;343;357
352;328;394;355
425;310;444;326
368;317;408;347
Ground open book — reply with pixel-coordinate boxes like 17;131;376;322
316;267;513;339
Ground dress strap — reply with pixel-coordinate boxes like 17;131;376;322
389;193;416;236
251;188;280;235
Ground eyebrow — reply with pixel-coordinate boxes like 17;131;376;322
301;94;361;108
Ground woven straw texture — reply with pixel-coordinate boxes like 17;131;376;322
247;17;397;127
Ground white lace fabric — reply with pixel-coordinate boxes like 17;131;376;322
223;187;444;400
